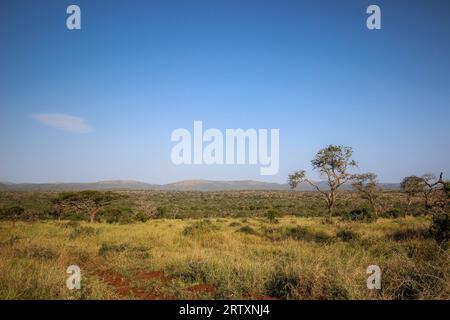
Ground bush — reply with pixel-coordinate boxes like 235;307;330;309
182;220;219;236
98;243;129;257
265;226;333;244
390;227;429;241
381;208;404;218
69;226;100;239
236;225;259;236
336;229;359;242
264;209;280;223
26;246;57;260
99;207;134;224
429;212;449;245
65;212;86;221
0;205;25;221
265;267;299;299
155;206;168;218
134;211;151;223
342;208;376;222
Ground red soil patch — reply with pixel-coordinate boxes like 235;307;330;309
93;269;174;300
243;291;278;300
134;270;173;283
185;283;216;294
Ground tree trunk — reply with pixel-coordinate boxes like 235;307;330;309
405;197;412;215
327;192;335;222
369;198;379;216
89;208;100;223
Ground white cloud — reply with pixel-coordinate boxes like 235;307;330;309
31;113;92;133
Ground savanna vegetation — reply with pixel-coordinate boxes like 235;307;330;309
0;145;448;300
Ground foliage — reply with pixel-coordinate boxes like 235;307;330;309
352;173;382;215
341;207;376;222
336;229;359;242
429;211;449;245
264;209;280;223
289;145;357;220
53;191;122;223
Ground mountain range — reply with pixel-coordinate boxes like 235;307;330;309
0;179;400;192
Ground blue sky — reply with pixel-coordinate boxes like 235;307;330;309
1;0;449;184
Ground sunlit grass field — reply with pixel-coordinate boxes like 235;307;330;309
1;215;448;300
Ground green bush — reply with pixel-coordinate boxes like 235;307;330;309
0;205;24;221
336;229;359;242
155;206;168;218
134;211;151;223
390;227;429;241
429;212;449;245
264;209;280;223
381;208;404;218
236;225;259;236
342;208;376;222
69;226;100;239
265;267;299;299
182;220;218;236
99;207;134;224
98;243;129;257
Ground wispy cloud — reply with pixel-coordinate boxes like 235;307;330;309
31;113;92;133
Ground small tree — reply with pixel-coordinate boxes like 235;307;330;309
265;209;280;223
421;173;444;209
352;173;382;216
288;145;357;221
1;206;25;227
54;191;120;223
400;176;425;214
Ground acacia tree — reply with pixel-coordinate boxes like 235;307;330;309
421;173;444;209
400;176;425;214
1;206;25;227
288;145;357;221
352;173;383;216
54;191;119;223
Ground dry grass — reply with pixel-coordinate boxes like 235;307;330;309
0;216;448;300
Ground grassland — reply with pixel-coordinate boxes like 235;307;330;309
0;191;448;300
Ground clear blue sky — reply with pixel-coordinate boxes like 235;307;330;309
1;0;449;184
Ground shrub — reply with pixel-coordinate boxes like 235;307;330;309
390;227;429;241
236;225;259;236
265;267;299;299
69;226;99;239
65;212;86;221
182;220;219;236
0;235;20;246
26;246;57;260
99;207;134;224
342;208;376;222
429;212;449;245
264;209;280;223
336;229;359;242
61;221;80;228
381;208;404;218
0;205;25;223
228;221;241;227
134;211;151;223
98;243;129;257
155;206;168;218
284;226;333;244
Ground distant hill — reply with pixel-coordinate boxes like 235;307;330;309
0;179;400;192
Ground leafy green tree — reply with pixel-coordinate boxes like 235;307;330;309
1;206;25;227
265;209;280;223
288;145;357;221
53;191;120;223
352;173;382;216
444;182;450;198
